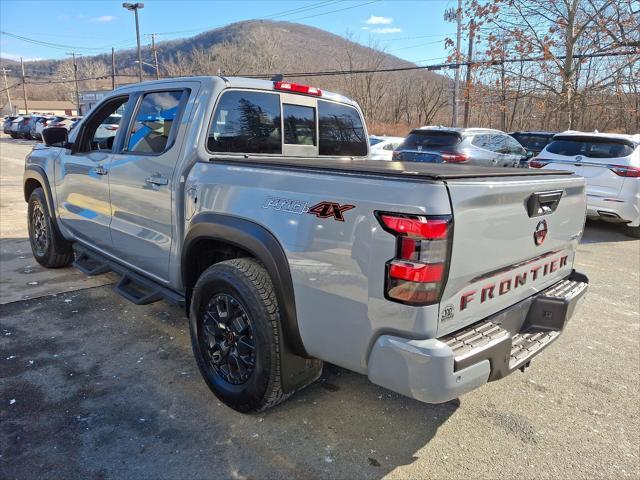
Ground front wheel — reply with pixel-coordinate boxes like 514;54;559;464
189;258;290;412
27;187;73;268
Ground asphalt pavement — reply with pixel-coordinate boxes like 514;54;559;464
1;135;639;479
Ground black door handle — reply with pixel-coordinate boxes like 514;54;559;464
527;190;563;217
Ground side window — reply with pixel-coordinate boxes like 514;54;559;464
283;104;315;146
318;100;367;156
76;96;129;153
207;90;281;154
493;134;509;153
383;142;395;151
471;134;489;149
126;90;185;154
505;136;526;155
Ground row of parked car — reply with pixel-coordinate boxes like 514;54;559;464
369;127;554;165
369;126;639;236
2;114;82;140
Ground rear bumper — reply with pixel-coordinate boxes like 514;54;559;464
587;193;640;226
367;270;588;404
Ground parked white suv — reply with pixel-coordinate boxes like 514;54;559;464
369;135;404;160
531;131;640;237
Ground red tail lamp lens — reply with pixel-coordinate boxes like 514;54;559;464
377;212;452;306
610;165;640;177
380;214;449;240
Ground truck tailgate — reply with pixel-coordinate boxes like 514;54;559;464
438;174;586;336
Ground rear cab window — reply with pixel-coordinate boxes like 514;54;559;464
206;89;367;158
546;136;636;159
400;130;461;151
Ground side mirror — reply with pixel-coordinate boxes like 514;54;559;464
526;150;534;158
42;127;69;147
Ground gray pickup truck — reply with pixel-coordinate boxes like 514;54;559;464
24;76;588;412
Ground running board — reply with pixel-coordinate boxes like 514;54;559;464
114;274;163;305
73;249;111;276
72;245;184;307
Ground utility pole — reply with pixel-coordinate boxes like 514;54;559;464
151;33;159;80
67;52;81;116
1;67;12;114
111;47;116;90
20;58;28;114
500;36;507;131
463;20;475;128
444;0;462;127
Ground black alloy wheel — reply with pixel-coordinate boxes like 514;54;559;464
30;201;48;257
200;293;256;385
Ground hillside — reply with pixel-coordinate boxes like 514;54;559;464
1;20;453;133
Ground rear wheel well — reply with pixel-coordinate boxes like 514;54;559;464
183;238;254;308
24;178;42;202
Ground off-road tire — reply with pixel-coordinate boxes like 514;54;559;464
27;187;73;268
189;258;291;412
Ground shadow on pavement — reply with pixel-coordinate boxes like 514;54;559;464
0;136;38;146
1;284;457;480
581;219;638;244
0;237;115;304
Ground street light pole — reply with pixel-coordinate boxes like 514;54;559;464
123;3;145;82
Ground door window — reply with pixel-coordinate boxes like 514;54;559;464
471;134;490;149
505;135;526;155
318;100;367;156
283;104;316;145
126;90;186;154
75;96;129;153
207;91;282;154
492;134;509;153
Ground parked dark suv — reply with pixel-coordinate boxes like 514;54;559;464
510;131;555;157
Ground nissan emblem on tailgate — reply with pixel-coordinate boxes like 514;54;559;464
534;219;548;246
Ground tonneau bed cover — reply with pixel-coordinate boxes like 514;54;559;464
210;156;572;180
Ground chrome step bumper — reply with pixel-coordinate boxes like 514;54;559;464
442;271;588;381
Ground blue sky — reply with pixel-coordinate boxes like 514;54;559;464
0;0;456;66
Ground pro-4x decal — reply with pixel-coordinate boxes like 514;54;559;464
307;202;355;222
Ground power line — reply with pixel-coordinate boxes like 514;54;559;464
1;50;635;94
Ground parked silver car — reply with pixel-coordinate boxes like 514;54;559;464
393;127;528;167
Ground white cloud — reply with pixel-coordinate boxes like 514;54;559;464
91;15;117;22
365;15;393;25
371;27;402;34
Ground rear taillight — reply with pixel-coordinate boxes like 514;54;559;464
105;126;118;131
377;212;452;305
440;152;469;163
609;165;640;177
529;158;550;168
274;81;322;96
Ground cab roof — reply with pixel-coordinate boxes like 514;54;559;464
114;75;357;107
